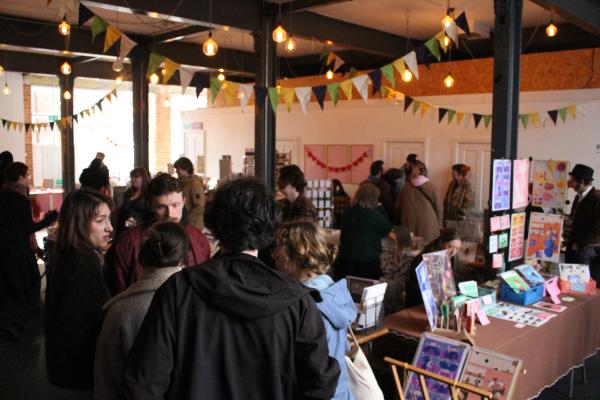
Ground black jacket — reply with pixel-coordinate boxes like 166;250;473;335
45;249;110;390
123;253;340;400
570;187;600;250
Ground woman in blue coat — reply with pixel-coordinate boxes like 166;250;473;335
274;220;357;400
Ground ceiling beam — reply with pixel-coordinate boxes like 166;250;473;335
288;0;351;13
530;0;600;33
146;26;210;44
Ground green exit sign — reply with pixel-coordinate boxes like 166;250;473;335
49;115;59;122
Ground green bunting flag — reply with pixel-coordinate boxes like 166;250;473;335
520;114;529;129
210;77;223;104
447;109;456;124
558;107;568;123
91;16;108;42
147;53;166;78
380;64;395;87
268;87;280;113
424;37;441;62
326;83;340;106
319;46;331;61
483;115;492;129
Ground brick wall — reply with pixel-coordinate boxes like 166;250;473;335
23;84;33;185
154;92;171;172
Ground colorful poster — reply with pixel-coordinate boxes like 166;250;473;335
526;212;564;262
508;212;526;262
512;159;530;209
515;264;545;286
486;302;557;327
422;250;457;308
406;333;470;400
416;261;438;331
460;347;522;400
492;160;511;211
559;264;590;292
531;160;569;208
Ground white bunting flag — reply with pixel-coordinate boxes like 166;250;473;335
295;87;312;115
402;51;419;80
351;75;369;103
118;34;137;60
179;67;194;94
333;56;345;72
444;21;459;45
238;84;254;112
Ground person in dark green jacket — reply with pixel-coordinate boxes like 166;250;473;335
337;182;392;280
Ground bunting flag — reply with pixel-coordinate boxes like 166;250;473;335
78;3;95;26
73;114;78;123
339;79;353;101
351;75;369;103
567;105;577;119
531;112;540;127
416;45;430;68
192;73;210;98
435;31;450;52
222;81;240;106
118;34;137;61
91;16;108;43
420;102;431;118
162;58;180;84
392;58;406;77
456;112;465;125
483;114;492;128
455;12;471;35
103;25;122;53
280;87;295;112
238;84;253;112
444;20;459;44
403;51;419;80
179;67;194;94
319;46;331;61
548;110;558;125
325;52;337;66
147;53;166;78
254;87;268;108
520;114;529;129
326;83;340;106
312;86;327;110
447;109;456;124
268;87;280;113
425;37;441;62
210;77;223;104
380;64;395;87
404;96;413;112
96;99;103;112
295;87;312;115
438;108;448;122
333;56;345;72
558;107;568;123
367;69;382;96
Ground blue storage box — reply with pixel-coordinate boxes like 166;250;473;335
500;283;544;306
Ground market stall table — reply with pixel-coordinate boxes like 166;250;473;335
385;293;600;399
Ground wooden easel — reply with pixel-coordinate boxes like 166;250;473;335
384;356;493;400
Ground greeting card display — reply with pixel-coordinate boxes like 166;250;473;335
559;264;591;293
512;159;530;209
460;347;522;400
486;302;556;327
422;250;458;308
531;160;569;208
405;333;470;400
498;270;531;293
515;264;545;286
526;212;564;262
492;160;512;212
508;213;526;262
416;261;438;331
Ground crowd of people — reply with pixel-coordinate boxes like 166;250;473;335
0;148;598;399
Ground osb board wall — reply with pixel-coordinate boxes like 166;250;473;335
211;48;600;108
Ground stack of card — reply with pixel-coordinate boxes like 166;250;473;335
515;264;546;286
498;270;531;293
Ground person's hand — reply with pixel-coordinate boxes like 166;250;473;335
44;210;59;224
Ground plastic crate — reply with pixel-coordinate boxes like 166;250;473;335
500;283;544;306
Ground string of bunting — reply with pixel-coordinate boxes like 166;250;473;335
307;150;368;172
1;88;118;134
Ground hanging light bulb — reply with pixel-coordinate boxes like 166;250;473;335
402;69;413;83
443;35;452;48
115;76;123;84
60;61;72;75
63;90;72;100
272;24;287;44
202;32;219;56
58;18;70;36
149;72;160;84
3;83;10;95
217;72;225;81
441;14;454;29
112;59;123;72
546;21;558;37
285;36;296;52
325;69;334;80
443;73;455;88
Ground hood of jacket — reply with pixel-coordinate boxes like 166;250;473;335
304;276;357;330
184;253;312;320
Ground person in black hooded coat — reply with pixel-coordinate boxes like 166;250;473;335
123;177;340;400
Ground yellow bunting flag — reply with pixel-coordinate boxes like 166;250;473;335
456;112;465;125
435;31;449;52
221;81;240;106
17;122;24;131
162;58;180;84
392;59;406;75
420;103;430;118
531;113;540;127
326;52;337;66
84;109;91;117
339;79;353;101
103;25;122;53
567;105;577;119
412;101;421;114
280;87;295;112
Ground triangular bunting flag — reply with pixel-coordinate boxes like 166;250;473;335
456;112;465;125
18;123;24;131
312;86;327;110
73;114;78;123
392;59;406;76
326;52;337;66
192;73;210;98
162;58;180;84
280;87;295;112
416;45;430;68
380;64;395;87
520;114;529;129
319;46;331;61
66;116;73;128
435;31;450;52
210;77;223;104
483;115;492;128
295;87;311;115
455;12;471;35
367;69;382;96
238;84;253;112
531;112;540;127
473;113;483;128
91;16;108;43
447;109;456;124
147;53;166;78
404;96;413;112
438;108;448;123
339;80;353;101
84;109;91;117
222;81;240;106
103;25;122;53
548;110;558;125
254;87;268;108
444;21;458;44
567;105;577;119
267;87;280;113
333;56;345;72
420;103;430;118
1;119;6;128
558;107;568;123
412;100;421;114
118;34;137;60
78;3;94;26
96;99;103;112
403;51;419;80
25;123;30;132
50;121;55;131
425;37;441;62
179;67;194;94
351;75;369;103
327;83;340;106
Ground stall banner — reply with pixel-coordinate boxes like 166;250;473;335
526;212;564;262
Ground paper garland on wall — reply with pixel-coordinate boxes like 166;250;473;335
306;149;368;172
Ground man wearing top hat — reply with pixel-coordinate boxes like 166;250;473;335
565;164;600;265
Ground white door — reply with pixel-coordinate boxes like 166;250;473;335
455;141;491;211
183;131;205;173
383;140;427;169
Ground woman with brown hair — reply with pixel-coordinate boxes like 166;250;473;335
45;188;113;399
116;167;151;236
337;182;392;280
443;163;475;222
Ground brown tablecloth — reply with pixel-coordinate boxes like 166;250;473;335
385;293;600;399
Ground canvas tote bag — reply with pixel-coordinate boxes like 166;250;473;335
344;328;384;400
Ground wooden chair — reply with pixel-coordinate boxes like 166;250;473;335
384;356;493;400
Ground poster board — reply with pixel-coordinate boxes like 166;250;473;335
531;160;569;208
460;347;522;400
526;212;564;263
512;159;529;209
508;212;526;262
304;145;326;180
492;160;511;212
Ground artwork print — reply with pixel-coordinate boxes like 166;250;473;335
486;302;556;327
405;333;470;400
515;264;545;286
531;160;569;208
422;250;457;308
508;213;526;262
460;347;522;400
512;159;530;209
499;270;530;293
526;212;564;263
559;264;590;292
416;261;438;331
492;160;511;211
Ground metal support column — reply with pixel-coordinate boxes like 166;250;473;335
59;75;75;194
132;54;149;171
253;7;277;190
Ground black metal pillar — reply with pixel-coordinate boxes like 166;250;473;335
132;54;149;171
491;0;523;160
253;7;277;190
59;75;75;194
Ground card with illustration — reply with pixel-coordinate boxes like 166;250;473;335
460;347;522;400
499;270;531;293
498;233;509;249
515;264;545;286
559;264;591;292
508;213;526;262
512;159;530;209
532;301;567;313
492;160;511;212
526;212;564;263
490;216;501;233
405;333;470;400
423;250;457;308
500;215;511;230
531;160;569;208
458;281;479;298
486;302;556;327
416;261;438;332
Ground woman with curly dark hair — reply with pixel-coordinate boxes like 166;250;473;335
123;177;340;400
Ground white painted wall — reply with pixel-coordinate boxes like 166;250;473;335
0;72;25;161
187;88;600;207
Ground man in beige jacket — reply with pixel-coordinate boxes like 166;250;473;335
174;157;206;229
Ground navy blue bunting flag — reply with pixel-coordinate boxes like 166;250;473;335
312;85;327;110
